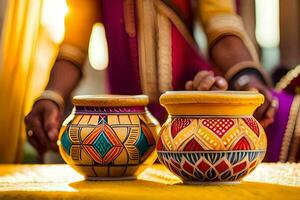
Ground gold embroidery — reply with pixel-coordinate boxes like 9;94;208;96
275;65;300;92
123;0;136;37
137;0;159;102
280;95;300;162
154;0;201;93
288;101;300;162
157;12;172;93
155;0;198;50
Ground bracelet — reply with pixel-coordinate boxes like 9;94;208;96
225;61;272;87
233;74;251;90
57;43;86;70
35;90;65;111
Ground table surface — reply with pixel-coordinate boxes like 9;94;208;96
0;163;299;200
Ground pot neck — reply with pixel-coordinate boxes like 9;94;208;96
74;105;146;115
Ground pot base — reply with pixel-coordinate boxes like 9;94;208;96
183;181;240;185
86;176;136;181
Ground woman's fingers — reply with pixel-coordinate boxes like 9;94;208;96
260;98;278;128
192;71;214;89
254;88;273;122
25;115;48;154
213;76;228;90
25;100;63;154
196;75;216;90
185;71;229;91
43;104;61;142
185;80;194;90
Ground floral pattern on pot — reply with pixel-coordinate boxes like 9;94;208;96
157;150;265;182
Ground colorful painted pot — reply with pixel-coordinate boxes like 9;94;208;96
58;95;160;180
157;91;267;183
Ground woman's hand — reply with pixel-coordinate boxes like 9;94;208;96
232;74;278;128
185;70;277;128
185;70;228;91
24;100;62;155
24;60;81;158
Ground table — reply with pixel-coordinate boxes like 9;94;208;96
0;163;299;200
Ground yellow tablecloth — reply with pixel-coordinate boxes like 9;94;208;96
0;163;299;200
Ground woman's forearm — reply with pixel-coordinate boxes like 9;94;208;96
210;35;253;75
45;60;82;100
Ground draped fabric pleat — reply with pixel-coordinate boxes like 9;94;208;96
0;0;60;163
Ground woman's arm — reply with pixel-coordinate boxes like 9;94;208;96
25;0;102;156
194;0;277;128
210;35;276;127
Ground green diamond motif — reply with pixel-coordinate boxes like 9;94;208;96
61;129;72;155
135;129;150;157
92;132;113;158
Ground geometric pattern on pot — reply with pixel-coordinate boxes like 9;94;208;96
157;117;267;151
60;113;156;166
157;150;266;182
81;124;123;164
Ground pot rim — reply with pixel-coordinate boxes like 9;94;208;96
72;94;149;107
160;91;264;106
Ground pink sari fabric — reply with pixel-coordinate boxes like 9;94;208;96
102;0;212;123
171;24;212;90
264;91;294;162
102;1;142;95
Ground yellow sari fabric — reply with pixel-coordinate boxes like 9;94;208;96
0;0;60;163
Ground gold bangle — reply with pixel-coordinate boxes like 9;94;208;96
234;74;250;90
57;43;86;69
225;61;272;86
35;90;65;111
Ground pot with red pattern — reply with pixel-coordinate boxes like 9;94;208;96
157;91;267;184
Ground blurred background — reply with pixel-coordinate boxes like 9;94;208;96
0;0;298;163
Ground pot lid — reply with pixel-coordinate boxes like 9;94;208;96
73;95;149;107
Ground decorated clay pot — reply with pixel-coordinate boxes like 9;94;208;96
157;91;267;183
58;95;160;180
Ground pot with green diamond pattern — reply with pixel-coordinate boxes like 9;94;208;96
58;95;160;180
